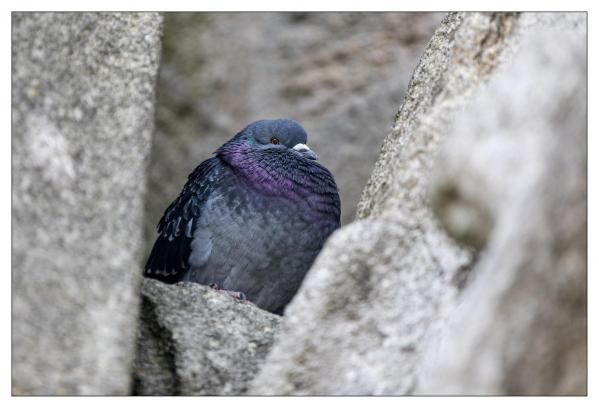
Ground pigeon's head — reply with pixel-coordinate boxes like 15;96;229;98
219;119;318;162
216;119;338;199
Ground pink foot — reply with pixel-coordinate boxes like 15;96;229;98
209;283;247;302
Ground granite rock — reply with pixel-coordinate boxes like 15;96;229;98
12;12;163;395
418;13;587;395
133;279;281;395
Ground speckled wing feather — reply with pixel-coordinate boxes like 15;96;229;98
144;156;223;282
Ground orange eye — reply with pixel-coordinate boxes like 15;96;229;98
270;137;280;145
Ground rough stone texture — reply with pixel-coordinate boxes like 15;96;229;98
144;12;444;256
251;12;586;395
12;13;163;395
133;279;281;395
418;14;587;395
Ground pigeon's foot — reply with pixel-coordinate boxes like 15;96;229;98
219;289;247;301
209;283;247;302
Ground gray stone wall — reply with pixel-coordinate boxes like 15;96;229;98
417;13;587;395
12;12;163;395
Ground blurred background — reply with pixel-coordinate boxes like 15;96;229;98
144;12;444;251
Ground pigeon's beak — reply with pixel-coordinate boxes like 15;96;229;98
293;143;318;161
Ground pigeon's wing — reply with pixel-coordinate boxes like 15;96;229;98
143;156;224;283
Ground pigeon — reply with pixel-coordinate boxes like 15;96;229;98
144;119;340;315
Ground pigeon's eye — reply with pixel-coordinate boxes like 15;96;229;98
270;137;280;145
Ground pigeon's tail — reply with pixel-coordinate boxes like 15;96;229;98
143;232;192;283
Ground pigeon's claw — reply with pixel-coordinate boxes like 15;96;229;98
209;283;247;302
226;290;247;301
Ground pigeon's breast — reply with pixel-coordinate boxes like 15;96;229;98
187;171;338;312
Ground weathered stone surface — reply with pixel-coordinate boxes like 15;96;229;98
418;13;587;395
12;12;163;395
133;279;281;395
143;12;444;256
251;12;586;395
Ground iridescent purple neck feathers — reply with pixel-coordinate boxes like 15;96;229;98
214;119;340;223
217;139;336;202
